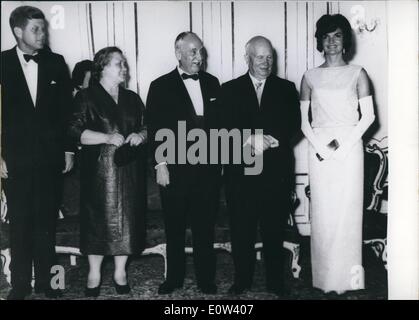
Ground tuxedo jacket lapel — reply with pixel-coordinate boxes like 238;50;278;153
170;69;199;125
244;73;260;113
259;75;273;111
199;72;211;118
244;73;276;112
9;48;35;109
35;54;48;109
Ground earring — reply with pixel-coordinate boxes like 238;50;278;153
343;48;346;55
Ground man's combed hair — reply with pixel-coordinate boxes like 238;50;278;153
9;6;45;31
315;14;353;53
174;31;199;49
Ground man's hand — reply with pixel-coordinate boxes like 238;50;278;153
156;163;170;187
125;132;146;146
266;135;279;148
62;153;74;173
0;157;8;179
244;134;273;155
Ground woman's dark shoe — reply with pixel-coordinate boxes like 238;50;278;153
84;285;101;298
113;279;131;294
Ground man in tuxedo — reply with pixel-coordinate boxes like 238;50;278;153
1;6;74;299
219;36;300;296
147;32;221;295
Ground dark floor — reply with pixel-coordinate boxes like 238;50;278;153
0;217;388;300
0;168;388;300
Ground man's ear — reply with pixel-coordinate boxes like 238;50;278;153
244;53;250;66
175;48;182;61
13;26;23;39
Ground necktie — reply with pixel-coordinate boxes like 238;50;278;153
181;73;199;81
23;54;40;63
255;81;263;106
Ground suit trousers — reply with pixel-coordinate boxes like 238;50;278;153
226;174;291;290
3;168;59;291
160;168;219;287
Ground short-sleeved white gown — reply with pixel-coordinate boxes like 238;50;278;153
304;64;365;294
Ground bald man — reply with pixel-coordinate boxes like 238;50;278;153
147;32;221;295
219;36;300;296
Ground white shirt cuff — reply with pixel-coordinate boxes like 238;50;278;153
154;162;167;169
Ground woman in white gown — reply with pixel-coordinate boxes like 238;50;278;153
299;14;375;294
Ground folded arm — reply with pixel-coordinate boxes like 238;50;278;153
79;130;122;147
69;92;124;147
126;97;148;147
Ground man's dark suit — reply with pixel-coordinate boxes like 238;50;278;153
1;47;73;292
220;73;300;291
147;68;221;288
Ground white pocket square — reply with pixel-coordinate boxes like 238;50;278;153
210;98;217;101
50;80;57;84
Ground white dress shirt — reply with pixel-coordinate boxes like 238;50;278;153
16;46;74;158
177;66;204;116
16;46;38;106
248;72;267;106
155;67;205;169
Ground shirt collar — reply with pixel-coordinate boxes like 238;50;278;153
248;72;267;87
177;66;198;77
16;46;39;64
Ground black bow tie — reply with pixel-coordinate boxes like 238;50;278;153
181;73;199;81
23;54;40;63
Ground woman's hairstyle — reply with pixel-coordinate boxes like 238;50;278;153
72;60;93;89
315;14;353;52
92;46;123;81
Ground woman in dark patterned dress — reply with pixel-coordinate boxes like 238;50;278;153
69;47;147;297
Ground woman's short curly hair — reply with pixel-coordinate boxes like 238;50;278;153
92;46;123;81
315;14;353;52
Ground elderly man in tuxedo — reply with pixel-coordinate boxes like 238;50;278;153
1;6;74;299
219;36;300;296
147;32;221;295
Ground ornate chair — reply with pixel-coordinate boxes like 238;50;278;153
300;136;388;271
362;137;388;269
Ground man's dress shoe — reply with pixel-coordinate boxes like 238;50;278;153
7;287;32;300
158;281;183;294
228;284;250;295
198;283;217;294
